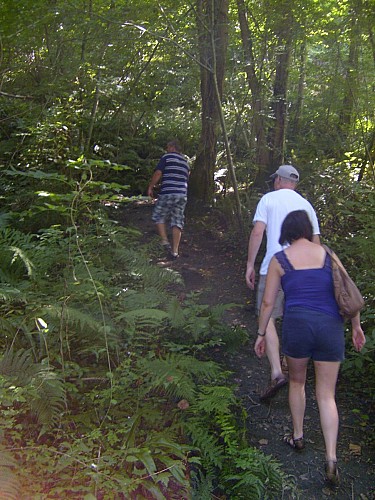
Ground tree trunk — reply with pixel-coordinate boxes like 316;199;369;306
236;0;268;177
338;2;360;137
290;40;307;139
189;0;229;203
267;35;292;170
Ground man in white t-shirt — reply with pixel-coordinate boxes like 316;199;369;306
245;165;321;401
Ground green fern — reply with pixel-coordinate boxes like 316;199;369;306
0;229;36;284
42;303;107;333
194;386;237;415
119;287;170;310
0;349;65;432
0;463;19;500
184;417;225;469
119;248;183;291
117;308;169;330
139;354;222;401
221;447;287;499
0;348;43;385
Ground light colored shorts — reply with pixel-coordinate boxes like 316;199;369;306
152;194;187;229
256;274;284;318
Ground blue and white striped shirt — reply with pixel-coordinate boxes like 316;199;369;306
156;153;190;196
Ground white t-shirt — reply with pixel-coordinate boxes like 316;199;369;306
253;189;320;275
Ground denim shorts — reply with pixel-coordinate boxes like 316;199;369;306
152;194;187;229
256;274;284;318
282;306;345;361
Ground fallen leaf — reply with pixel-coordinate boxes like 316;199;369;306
299;473;310;481
322;487;335;495
349;443;361;456
177;399;190;410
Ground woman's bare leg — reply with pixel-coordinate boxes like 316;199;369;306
287;356;309;439
265;319;284;380
314;360;340;461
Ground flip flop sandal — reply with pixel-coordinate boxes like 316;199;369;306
259;375;288;401
283;434;305;451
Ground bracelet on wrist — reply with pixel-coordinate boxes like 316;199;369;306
257;330;266;337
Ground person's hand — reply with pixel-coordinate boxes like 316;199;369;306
147;186;154;198
254;335;266;358
352;325;366;352
245;265;256;289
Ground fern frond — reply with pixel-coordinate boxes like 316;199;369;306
139;354;222;401
139;358;197;401
0;349;65;431
42;304;105;333
120;248;183;291
117;308;169;330
0;285;23;302
9;246;35;276
0;466;19;500
215;413;238;448
0;229;36;284
0;348;42;385
0;212;12;229
0;445;19;499
0;228;34;248
183;418;224;469
119;287;170;310
223;447;286;498
0;314;19;337
193;386;237;415
166;297;186;328
31;375;66;434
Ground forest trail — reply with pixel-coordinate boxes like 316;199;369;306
119;200;374;500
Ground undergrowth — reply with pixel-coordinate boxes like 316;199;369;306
0;163;291;498
1;153;372;498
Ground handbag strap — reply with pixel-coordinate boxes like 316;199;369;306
323;244;337;270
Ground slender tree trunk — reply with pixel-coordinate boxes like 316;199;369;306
268;34;292;170
290;40;307;138
211;47;244;233
338;3;360;136
189;0;229;203
85;75;101;154
236;0;268;175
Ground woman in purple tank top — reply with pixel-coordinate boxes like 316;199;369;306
254;210;365;486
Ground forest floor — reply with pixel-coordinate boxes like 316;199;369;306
118;200;374;500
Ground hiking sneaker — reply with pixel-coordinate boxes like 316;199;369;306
169;252;179;260
161;241;171;252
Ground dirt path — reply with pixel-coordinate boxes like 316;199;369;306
119;201;374;499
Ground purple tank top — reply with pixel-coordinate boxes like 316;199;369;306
275;250;342;320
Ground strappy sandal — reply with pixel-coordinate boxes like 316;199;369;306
259;375;288;401
325;460;339;486
283;434;305;451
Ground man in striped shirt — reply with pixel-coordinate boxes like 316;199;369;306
147;140;190;259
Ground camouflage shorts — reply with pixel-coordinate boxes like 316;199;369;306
152;194;187;229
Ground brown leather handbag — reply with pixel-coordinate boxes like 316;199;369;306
323;245;365;319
